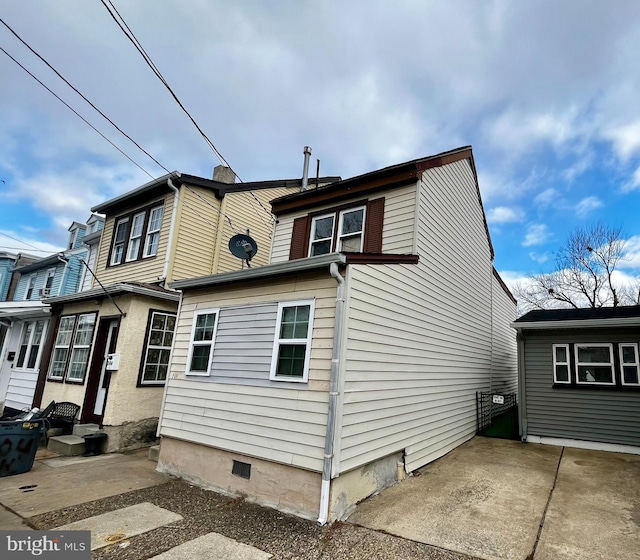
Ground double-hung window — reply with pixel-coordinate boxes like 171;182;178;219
574;344;615;385
109;203;164;266
552;344;570;384
308;206;366;257
310;214;335;256
111;218;129;265
140;311;176;384
48;313;96;382
16;320;46;370
143;206;163;257
126;212;145;261
270;300;315;382
25;275;36;300
187;309;219;375
619;343;640;386
337;207;365;252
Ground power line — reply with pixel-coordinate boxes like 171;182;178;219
0;232;57;253
0;46;155;179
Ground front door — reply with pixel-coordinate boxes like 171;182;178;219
82;318;119;425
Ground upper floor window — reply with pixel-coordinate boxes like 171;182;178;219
109;204;164;266
25;275;36;300
289;198;384;260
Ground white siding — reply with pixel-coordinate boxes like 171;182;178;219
160;273;337;472
337;159;494;473
491;274;518;393
269;184;417;264
5;370;39;411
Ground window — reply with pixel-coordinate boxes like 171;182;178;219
187;309;219;375
110;218;129;265
270;300;315;382
48;313;96;382
140;311;176;384
308;206;366;257
290;198;384;260
574;344;615;385
25;275;36;300
16;320;46;369
143;206;163;257
552;344;570;384
45;268;55;291
126;212;145;261
108;203;164;266
620;343;640;386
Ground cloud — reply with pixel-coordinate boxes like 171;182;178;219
621;166;640;193
604;120;640;161
534;188;559;208
575;196;603;217
486;206;523;224
619;235;640;269
528;252;549;264
522;224;551;247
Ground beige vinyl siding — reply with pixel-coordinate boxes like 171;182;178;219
160;272;337;471
491;275;518;393
270;185;417;264
337;159;493;474
214;187;296;273
94;194;170;285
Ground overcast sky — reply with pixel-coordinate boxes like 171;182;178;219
2;0;640;291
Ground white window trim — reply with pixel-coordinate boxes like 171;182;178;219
308;213;335;257
574;343;615;385
126;211;146;262
337;205;366;252
141;311;176;385
110;217;129;265
48;315;76;380
24;275;36;300
65;313;97;383
186;308;219;376
269;299;315;383
619;343;640;386
143;206;163;258
552;343;571;384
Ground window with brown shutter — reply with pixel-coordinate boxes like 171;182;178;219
288;197;385;259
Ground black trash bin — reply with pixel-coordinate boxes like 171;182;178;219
0;419;45;477
82;432;107;456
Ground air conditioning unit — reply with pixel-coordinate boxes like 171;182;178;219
39;288;51;298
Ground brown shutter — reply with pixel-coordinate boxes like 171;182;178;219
289;216;311;260
363;197;385;253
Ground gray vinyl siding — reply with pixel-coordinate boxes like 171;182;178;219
337;159;495;474
491;275;518;394
523;328;640;447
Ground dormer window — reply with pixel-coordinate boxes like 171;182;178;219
108;203;164;266
290;198;384;260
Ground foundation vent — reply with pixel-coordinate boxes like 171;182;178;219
232;460;251;480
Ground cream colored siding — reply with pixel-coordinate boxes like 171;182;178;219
491;275;518;393
337;159;494;474
270;185;417;264
160;273;337;471
171;187;219;281
215;187;297;273
94;195;170;285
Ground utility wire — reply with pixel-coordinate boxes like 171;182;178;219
0;232;56;253
0;46;155;179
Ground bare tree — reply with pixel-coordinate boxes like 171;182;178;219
514;223;633;311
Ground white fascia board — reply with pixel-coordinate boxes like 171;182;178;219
512;317;640;330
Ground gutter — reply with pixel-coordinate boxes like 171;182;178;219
317;262;345;525
162;177;181;285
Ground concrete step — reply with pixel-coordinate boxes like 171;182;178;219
148;444;160;462
73;423;100;437
48;435;85;456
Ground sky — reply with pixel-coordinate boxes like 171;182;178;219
2;0;640;296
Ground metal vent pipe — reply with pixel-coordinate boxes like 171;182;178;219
301;146;312;191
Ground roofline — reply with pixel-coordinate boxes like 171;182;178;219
91;172;180;213
15;253;67;273
493;268;517;305
511;317;640;330
45;283;180;304
170;253;347;290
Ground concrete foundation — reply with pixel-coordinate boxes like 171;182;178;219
157;437;322;520
102;417;159;452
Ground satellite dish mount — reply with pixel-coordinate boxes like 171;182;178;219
229;232;258;268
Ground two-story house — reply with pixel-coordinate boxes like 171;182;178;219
32;167;339;451
0;220;100;416
155;146;518;523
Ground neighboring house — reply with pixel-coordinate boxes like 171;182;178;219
33;167;338;451
156;146;518;523
513;306;640;454
0;223;94;415
78;214;105;292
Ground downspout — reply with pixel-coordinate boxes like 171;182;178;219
516;329;528;441
318;262;345;526
162;177;180;286
56;254;70;296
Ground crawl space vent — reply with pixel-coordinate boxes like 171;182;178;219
232;460;251;480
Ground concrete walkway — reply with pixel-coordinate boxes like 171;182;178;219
348;437;640;560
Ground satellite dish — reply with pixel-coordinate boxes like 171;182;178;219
229;234;258;264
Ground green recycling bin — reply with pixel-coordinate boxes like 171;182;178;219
0;419;45;477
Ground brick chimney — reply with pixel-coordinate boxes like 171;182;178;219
213;165;236;184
